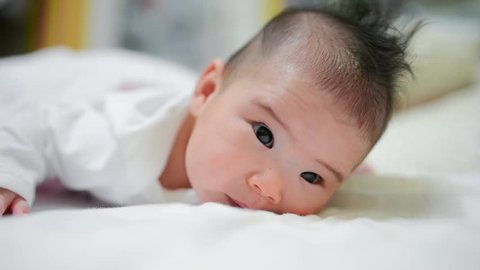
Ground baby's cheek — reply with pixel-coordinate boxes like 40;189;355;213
221;117;250;144
215;120;252;160
287;184;336;215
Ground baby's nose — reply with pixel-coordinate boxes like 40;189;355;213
247;170;283;204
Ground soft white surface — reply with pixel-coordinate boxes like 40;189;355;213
1;173;479;270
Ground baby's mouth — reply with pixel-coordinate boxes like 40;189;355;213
226;195;248;209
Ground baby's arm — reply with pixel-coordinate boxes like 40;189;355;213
0;93;148;212
0;49;195;213
0;188;29;216
0;110;52;215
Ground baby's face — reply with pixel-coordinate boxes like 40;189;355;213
185;60;370;215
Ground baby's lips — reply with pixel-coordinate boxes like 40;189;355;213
232;198;249;209
226;195;247;208
229;196;250;209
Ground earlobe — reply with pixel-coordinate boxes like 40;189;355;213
190;59;225;117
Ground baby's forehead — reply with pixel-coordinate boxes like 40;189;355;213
252;50;357;98
257;37;356;92
243;62;370;140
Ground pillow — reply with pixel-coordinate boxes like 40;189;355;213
397;15;480;106
366;77;480;174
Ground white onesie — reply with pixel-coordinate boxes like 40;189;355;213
0;48;198;206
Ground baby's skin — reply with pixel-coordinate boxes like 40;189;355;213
0;188;29;216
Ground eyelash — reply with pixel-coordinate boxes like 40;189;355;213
251;122;325;186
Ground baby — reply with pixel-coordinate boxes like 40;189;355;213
0;2;415;216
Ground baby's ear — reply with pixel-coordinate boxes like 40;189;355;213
190;59;225;117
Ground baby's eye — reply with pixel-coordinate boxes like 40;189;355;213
253;122;274;149
300;172;324;185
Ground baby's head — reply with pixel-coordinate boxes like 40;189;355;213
184;2;415;215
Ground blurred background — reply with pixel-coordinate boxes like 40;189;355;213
0;0;478;71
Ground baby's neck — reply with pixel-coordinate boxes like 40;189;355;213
158;113;194;190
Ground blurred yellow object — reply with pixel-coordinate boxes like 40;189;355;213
260;0;285;23
28;0;89;50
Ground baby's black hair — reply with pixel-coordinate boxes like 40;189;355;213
223;0;420;144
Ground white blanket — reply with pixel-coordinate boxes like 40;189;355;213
0;173;479;270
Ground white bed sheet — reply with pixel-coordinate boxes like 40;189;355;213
0;173;479;270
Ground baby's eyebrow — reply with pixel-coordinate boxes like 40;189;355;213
314;158;344;183
252;100;291;135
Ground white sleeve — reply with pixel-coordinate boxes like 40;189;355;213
0;99;126;206
0;86;197;207
0;111;47;205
